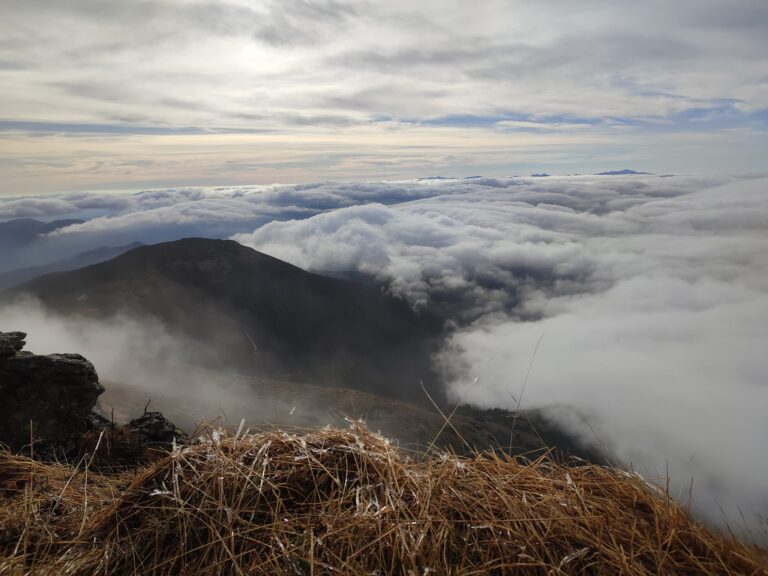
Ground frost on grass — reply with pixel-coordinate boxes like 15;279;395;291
1;422;766;575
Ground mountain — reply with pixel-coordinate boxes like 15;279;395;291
530;173;550;177
0;242;143;292
0;217;82;249
7;238;445;404
0;217;84;272
595;169;651;175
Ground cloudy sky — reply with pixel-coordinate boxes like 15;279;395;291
2;0;768;195
2;0;768;541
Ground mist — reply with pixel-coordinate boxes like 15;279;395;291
0;298;440;440
0;298;303;431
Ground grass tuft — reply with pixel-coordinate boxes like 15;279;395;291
1;423;766;575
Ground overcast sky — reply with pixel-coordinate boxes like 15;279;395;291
1;0;767;195
2;0;768;541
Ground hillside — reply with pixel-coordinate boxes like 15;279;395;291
0;218;83;272
0;217;82;249
7;238;445;404
1;426;765;575
98;371;604;462
0;242;143;291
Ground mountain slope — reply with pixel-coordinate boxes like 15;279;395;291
0;218;82;248
98;370;604;462
0;218;84;272
8;238;445;403
0;242;143;292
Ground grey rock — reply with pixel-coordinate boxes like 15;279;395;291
0;331;26;360
0;330;104;452
126;411;188;447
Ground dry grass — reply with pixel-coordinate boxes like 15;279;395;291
1;424;766;575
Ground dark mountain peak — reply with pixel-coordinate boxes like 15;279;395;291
595;169;651;176
116;237;304;270
530;173;550;177
9;238;445;404
0;217;83;245
97;238;331;292
130;237;246;256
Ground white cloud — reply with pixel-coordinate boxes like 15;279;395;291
233;174;736;317
232;174;768;539
439;274;768;536
4;0;767;124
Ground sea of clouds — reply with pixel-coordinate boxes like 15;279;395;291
2;173;767;539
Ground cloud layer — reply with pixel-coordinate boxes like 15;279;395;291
231;174;768;539
2;173;767;540
0;180;450;269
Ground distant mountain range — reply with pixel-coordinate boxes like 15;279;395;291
524;169;652;177
0;217;83;248
0;242;143;291
6;238;445;404
0;218;84;273
595;169;650;175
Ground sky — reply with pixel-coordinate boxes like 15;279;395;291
2;0;768;195
1;0;768;541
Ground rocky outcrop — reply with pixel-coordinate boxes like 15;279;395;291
126;411;188;448
0;331;104;453
0;330;188;464
0;331;26;359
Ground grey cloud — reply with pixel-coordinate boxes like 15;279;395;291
2;0;766;173
255;0;361;46
229;175;768;540
438;273;768;538
0;197;79;220
232;111;364;128
2;0;358;52
0;180;455;268
0;298;277;430
232;175;732;321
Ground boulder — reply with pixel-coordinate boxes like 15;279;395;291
126;411;188;448
0;331;25;360
0;331;104;453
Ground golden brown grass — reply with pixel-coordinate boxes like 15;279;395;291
1;424;766;575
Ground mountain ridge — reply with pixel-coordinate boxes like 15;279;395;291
7;238;445;404
595;169;651;175
0;241;144;291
